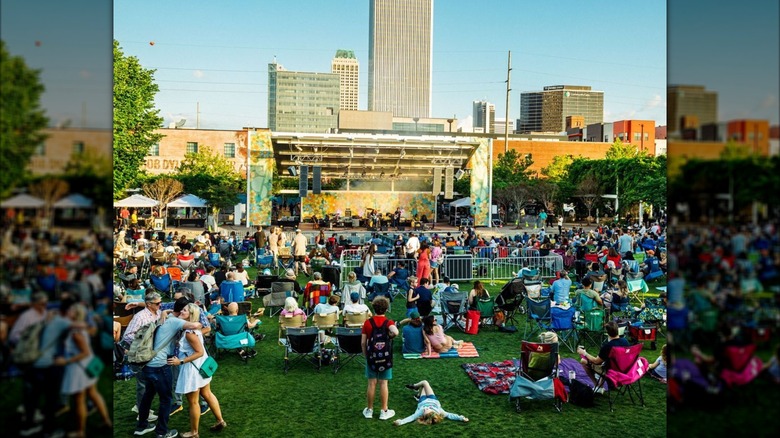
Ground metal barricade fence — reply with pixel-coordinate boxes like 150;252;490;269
338;249;563;289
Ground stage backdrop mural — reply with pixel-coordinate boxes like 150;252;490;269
470;137;491;226
301;191;435;221
247;129;274;226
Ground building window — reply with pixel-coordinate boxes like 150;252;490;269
186;142;198;154
73;141;85;154
34;142;45;156
148;143;160;156
224;142;236;158
634;133;641;141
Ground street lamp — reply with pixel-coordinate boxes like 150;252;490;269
639;123;644;152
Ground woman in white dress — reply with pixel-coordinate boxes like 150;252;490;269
168;303;226;437
60;303;112;437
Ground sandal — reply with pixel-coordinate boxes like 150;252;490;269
210;421;227;432
181;432;199;438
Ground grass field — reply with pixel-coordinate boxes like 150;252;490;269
112;266;668;438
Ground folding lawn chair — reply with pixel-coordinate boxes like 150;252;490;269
332;327;364;373
283;326;321;374
343;311;369;328
149;273;173;297
524;297;551;340
278;314;305;346
509;341;563;413
626;278;649;304
576;308;606;349
550;306;577;353
476;297;497;328
594;343;648;412
441;288;468;332
213;314;257;363
264;282;297;316
495;278;527;327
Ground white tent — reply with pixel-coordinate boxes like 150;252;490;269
167;194;208;208
113;194;159;208
0;193;45;208
449;197;472;208
53;193;93;209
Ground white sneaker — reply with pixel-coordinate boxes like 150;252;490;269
379;409;395;420
136;411;158;422
132;405;139;414
362;408;373;419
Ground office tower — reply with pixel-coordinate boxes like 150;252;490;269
519;85;604;133
332;50;359;111
494;118;515;135
473;100;495;133
368;0;433;118
268;61;340;133
667;85;718;134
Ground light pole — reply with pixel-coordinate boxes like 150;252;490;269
413;117;420;132
639;123;644;152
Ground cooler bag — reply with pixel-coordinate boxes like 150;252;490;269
465;309;480;335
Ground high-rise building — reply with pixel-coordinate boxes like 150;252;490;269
473;100;495;133
519;85;604;133
332;50;359;111
494;118;515;135
268;61;340;133
667;85;718;134
368;0;433;118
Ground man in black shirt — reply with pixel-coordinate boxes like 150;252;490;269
577;320;629;386
414;278;434;317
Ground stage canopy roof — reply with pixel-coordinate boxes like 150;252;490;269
271;132;481;180
167;194;208;208
113;194;159;208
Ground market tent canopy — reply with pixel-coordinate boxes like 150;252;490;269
53;194;93;209
113;194;159;208
0;194;45;208
167;194;208;208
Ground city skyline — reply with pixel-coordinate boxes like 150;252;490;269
113;0;667;131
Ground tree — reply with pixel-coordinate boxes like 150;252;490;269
530;178;559;216
494;182;532;228
575;173;602;223
29;177;69;225
175;146;243;216
113;40;163;197
492;149;534;191
143;177;183;218
0;41;49;198
605;139;642;160
541;154;574;182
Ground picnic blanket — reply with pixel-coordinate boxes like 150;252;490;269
402;342;479;359
462;358;606;395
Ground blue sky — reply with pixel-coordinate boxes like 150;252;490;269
668;1;779;125
1;0;112;129
113;0;668;131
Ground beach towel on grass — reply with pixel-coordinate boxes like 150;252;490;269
403;342;479;359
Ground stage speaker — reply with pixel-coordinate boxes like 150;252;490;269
432;168;442;195
299;165;308;198
287;166;298;176
455;169;465;180
444;167;454;199
312;166;321;194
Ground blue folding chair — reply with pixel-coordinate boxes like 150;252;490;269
149;273;173;297
213;314;256;363
550;306;578;353
220;280;244;303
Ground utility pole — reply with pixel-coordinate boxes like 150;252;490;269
504;51;512;153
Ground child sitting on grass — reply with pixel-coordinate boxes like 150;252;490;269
648;344;668;383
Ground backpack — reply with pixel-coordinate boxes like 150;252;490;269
568;378;595;407
12;320;48;365
366;319;393;372
126;321;173;365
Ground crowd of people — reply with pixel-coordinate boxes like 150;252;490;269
0;222;114;438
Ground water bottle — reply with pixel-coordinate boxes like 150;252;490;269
569;370;576;381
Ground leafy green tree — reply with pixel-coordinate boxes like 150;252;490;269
541;154;574;181
113;40;163;197
62;149;113;208
492;149;534;191
575;173;602;222
605;139;643;160
0;40;49;198
175;146;243;216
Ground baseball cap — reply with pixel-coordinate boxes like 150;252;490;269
350;292;360;302
410;310;421;319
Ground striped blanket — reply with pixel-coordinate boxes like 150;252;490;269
402;342;479;359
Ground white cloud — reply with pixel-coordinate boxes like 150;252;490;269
761;94;777;110
457;115;473;132
193;69;204;78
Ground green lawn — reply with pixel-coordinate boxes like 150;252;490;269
112;268;668;438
